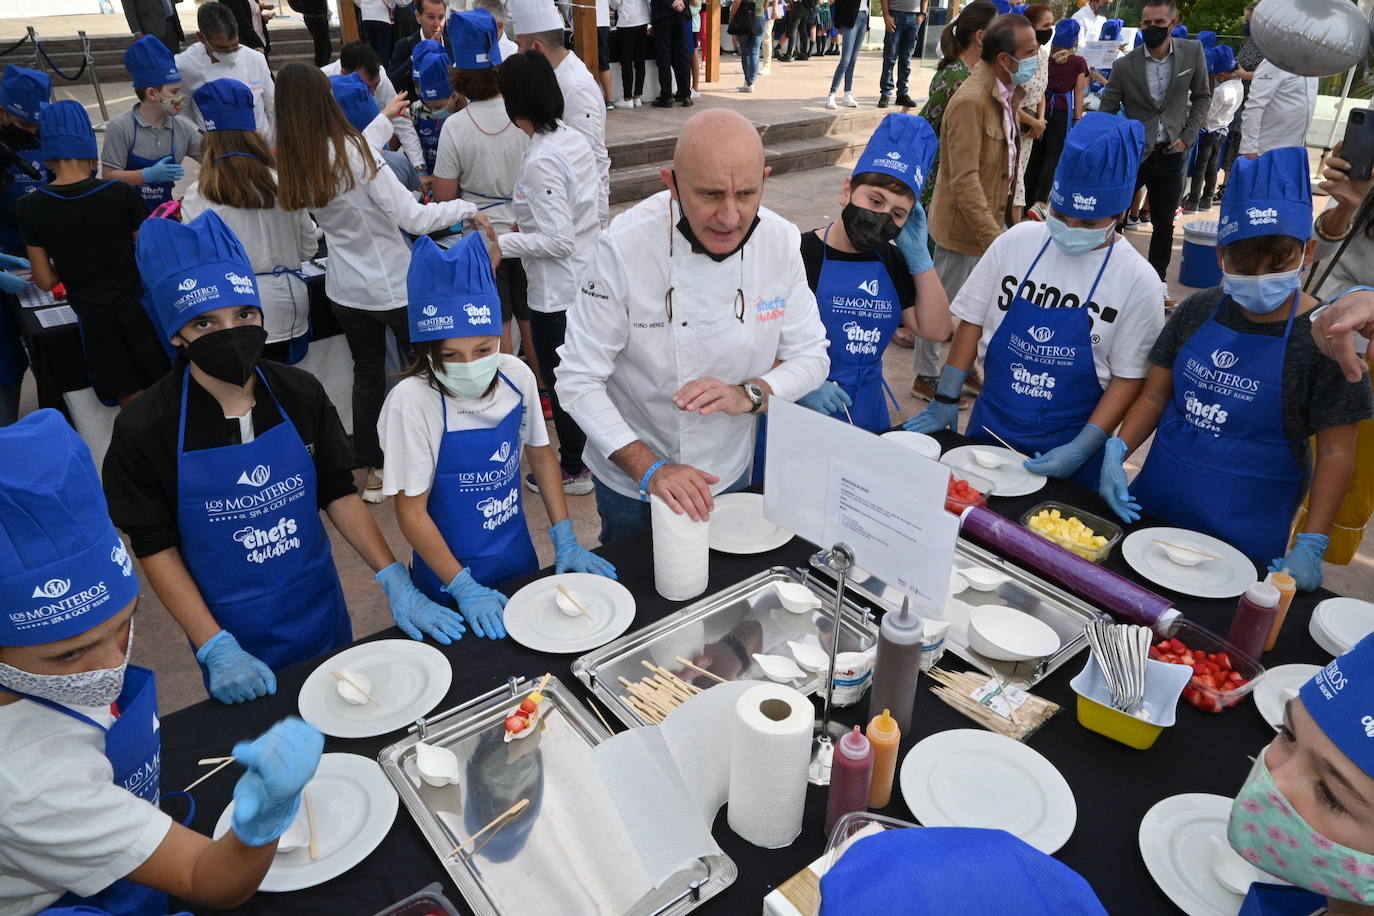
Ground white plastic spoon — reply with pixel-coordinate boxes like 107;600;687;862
961;567;1008;591
752;653;807;682
788;640;831;672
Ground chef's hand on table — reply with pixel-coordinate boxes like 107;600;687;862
1098;436;1141;524
1023;423;1107;478
377;561;467;644
1312;288;1374;384
894;202;934;275
0;253;31;294
902;364;966;433
797;381;852;415
1269;532;1329;592
229;717;324;846
142;155;184;184
195;630;277;704
549;518;618;578
444;568;508;639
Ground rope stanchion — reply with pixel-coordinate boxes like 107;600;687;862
0;33;30;59
35;38;88;82
78;32;110;128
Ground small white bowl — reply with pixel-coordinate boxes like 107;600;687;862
335;669;372;705
752;653;807;681
961;567;1007;592
276;815;310;854
1156;542;1208;567
1210;835;1261;895
774;581;821;613
967;605;1061;661
554;590;587;617
788;639;830;672
972;448;1008;469
415;741;460;788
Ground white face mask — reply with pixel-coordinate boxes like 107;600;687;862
214;46;240;66
0;619;134;708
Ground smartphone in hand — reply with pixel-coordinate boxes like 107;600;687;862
1341;108;1374;182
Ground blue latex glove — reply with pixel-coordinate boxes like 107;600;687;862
141;155;184;184
377;561;467;644
894;202;934;275
797;381;853;416
1023;424;1108;479
1269;532;1329;592
443;568;508;639
229;717;324;846
0;253;29;271
0;271;29;294
549;518;618;578
903;364;966;433
1098;436;1141;524
195;629;277;704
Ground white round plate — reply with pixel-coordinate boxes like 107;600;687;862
1139;793;1252;916
898;729;1076;853
941;446;1047;498
1253;664;1321;730
708;492;794;554
880;430;942;460
298;640;452;739
504;573;636;654
1121;527;1257;600
1311;597;1374;656
213;753;398;892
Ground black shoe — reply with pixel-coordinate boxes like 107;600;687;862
651;97;674;108
777;52;792;61
677;96;694;106
877;94;890;108
827;45;841;55
795;52;810;60
1140;212;1152;225
1181;197;1198;214
895;94;917;108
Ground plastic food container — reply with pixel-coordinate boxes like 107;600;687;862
1156;620;1266;713
946;467;994;514
1019;501;1123;563
1070;654;1192;749
822;811;920;872
371;883;461;916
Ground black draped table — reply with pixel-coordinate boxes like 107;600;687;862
163;431;1332;915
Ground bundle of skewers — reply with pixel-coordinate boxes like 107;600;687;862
617;658;724;724
928;667;1060;741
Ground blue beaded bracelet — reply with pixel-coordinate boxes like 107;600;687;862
639;460;667;502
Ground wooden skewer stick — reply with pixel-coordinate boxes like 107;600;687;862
555;584;594;621
197;755;234;766
586;694;615;733
648;674;695;704
674;656;727;683
329;670;379;704
447;798;531;858
980;426;1030;462
642;660;703;695
620;678;676;718
623;694;662;724
535;672;553;693
304;787;319;861
182;756;235;792
1151;538;1224;561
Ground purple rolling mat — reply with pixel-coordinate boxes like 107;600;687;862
960;507;1179;631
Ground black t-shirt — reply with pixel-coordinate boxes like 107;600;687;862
16;176;146;309
799;227;917;317
103;358;358;558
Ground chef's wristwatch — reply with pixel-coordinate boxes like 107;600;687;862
741;382;765;414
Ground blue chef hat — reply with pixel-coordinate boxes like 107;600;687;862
992;0;1010;13
1171;24;1188;38
1049;112;1144;220
411;39;445;86
416;50;454;102
0;409;139;647
124;34;181;89
448;9;504;69
1196;29;1216;49
407;233;501;342
1218;147;1312;245
330;72;380;133
1099;19;1123;41
38;100;98;162
1208;44;1236;75
192;78;256;131
1301;633;1374;779
1011;4;1028;14
1053;18;1080;49
852;113;938;199
137;210;261;341
0;65;50;123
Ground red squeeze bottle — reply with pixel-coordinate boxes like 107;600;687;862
824;726;874;835
1226;581;1281;661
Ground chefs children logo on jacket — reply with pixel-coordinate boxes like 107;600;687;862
477;488;520;531
754;296;786;323
204;465;307;522
233;517;301;564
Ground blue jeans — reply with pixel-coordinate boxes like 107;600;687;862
830;9;868;94
879;10;918;96
738;33;762;84
594;471;751;545
381;150;420;193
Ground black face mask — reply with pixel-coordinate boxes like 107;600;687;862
185;325;267;386
1035;27;1053;45
1141;25;1170;49
841;203;901;251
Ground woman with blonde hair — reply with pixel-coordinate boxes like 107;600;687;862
1025;17;1088;220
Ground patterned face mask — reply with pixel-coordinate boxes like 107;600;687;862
1228;750;1374;904
0;619;134;708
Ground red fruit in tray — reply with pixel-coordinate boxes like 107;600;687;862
504;715;528;732
519;698;538;715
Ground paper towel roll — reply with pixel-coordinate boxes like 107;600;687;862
651;493;710;601
727;682;813;848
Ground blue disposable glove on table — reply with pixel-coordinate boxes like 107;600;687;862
894;202;934;275
903;364;966;433
444;568;508;639
0;253;31;295
549;518;617;578
1024;424;1108;478
229;717;324;846
195;630;277;704
797;381;853;416
142;156;184;184
1098;436;1141;524
377;561;467;644
1269;532;1329;592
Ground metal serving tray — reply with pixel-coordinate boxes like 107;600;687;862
378;676;736;916
572;568;880;728
807;539;1105;689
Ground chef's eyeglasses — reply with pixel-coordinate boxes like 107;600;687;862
665;198;747;325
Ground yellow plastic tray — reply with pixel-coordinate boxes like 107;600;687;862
1075;694;1165;750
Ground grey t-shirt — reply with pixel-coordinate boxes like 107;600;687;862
99;105;203;173
887;0;920;15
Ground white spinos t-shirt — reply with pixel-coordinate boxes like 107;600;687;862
378;355;549;497
0;700;172;916
951;221;1166;388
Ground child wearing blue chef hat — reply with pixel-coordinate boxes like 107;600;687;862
1182;44;1242;214
409;39;456;177
18;99;171;407
907;112;1165;489
0;408;324;916
1024;17;1088;216
102;210;468;706
0;65;52;256
378;233;616;639
101;34;204;212
1104;147;1373;590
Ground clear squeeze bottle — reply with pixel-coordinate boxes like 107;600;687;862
868;597;924;734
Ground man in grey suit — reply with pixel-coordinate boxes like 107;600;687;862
125;0;184;54
1099;0;1210;280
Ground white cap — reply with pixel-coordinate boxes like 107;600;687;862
508;0;564;35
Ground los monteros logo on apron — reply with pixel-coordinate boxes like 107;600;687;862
1182;348;1261;405
204;462;307;523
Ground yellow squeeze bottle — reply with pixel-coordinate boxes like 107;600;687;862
866;708;901;809
1264;570;1297;652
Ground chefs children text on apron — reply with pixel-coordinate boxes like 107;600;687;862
124;127;177;212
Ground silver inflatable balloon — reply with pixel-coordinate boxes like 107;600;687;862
1251;0;1369;78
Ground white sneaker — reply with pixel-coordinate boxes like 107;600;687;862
361;468;387;503
738;83;752;92
613;98;635;109
690;88;701;99
842;93;858;107
760;65;771;75
632;96;642;107
825;93;837;109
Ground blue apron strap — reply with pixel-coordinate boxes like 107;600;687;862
15;693;111;731
880;375;900;413
1021;236;1053;288
258;265;309;358
37;179;118;200
1082;234;1116;305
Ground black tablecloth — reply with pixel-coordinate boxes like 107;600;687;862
162;431;1329;915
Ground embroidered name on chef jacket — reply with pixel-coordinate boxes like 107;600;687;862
754;296;786;322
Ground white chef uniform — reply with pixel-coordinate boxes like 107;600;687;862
553;52;611;226
322;58;426;175
176;42;276;142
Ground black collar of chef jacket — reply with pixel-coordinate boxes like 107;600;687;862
675;212;762;262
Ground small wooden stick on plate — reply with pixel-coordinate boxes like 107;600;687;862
555;584;594;621
980;426;1030;462
1151;538;1224;561
304;787;319;861
674;656;727;683
329;670;379;704
183;757;236;792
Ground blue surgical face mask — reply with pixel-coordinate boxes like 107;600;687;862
1222;267;1302;314
1046;215;1113;257
433;352;500;399
1010;53;1039;85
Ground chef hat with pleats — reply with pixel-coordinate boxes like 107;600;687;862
416;52;454;102
1049;112;1144;220
1300;633;1374;779
0;65;50;123
1196;30;1216;49
851;113;938;198
138;210;261;340
448;9;504;69
1208;44;1236;75
38;100;98;162
1218;147;1312;245
1053;18;1080;49
330;72;380;134
124;34;181;89
193;78;256;132
408;233;502;342
508;0;565;35
0;409;139;647
1170;24;1188;38
1099;19;1123;40
992;0;1010;12
411;39;446;91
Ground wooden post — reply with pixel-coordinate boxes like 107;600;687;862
340;0;361;45
573;2;599;74
703;0;721;82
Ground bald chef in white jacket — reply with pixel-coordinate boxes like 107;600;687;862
556;108;831;544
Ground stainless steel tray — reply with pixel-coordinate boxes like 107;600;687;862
807;539;1104;688
572;568;880;728
378;676;736;916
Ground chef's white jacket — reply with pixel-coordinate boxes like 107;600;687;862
1071;6;1105;51
554;52;611;226
176;42;275;143
321;59;426;173
555;190;831;499
1239;61;1318;156
498;123;601;314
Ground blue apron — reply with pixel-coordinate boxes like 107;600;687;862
1131;296;1305;560
966;234;1113;488
125;126;176;212
414;109;444;176
813;226;902;433
0;146;47;254
174;366;351;672
1047;88;1078;126
1239;883;1328;916
411;372;539;601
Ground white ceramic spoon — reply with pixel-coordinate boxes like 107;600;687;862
961;567;1008;591
415;741;460;788
788;640;830;672
972;448;1009;469
774;581;822;613
753;653;807;682
1156;541;1208;568
554;589;587;618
